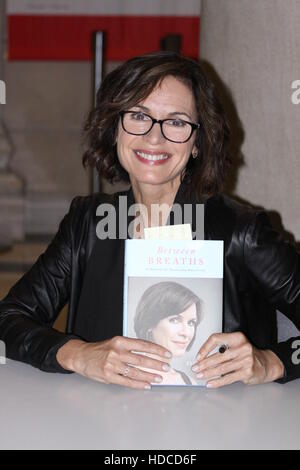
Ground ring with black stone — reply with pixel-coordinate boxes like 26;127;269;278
219;344;229;354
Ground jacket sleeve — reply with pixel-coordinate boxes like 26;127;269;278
243;211;300;383
0;197;82;373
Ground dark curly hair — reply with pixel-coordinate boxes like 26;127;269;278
83;51;231;200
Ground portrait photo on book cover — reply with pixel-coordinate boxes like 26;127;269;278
125;277;223;386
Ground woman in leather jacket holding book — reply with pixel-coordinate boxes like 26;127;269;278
0;51;299;389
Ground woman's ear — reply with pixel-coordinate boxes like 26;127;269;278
191;147;198;159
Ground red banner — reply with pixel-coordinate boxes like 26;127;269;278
7;1;201;61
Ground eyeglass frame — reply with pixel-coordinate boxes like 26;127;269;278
119;110;201;144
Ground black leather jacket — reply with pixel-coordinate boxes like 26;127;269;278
0;185;300;382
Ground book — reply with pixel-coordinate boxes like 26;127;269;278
123;239;223;386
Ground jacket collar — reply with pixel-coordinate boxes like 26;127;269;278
124;181;203;239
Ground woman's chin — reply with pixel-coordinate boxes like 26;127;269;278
128;168;173;185
132;175;169;186
173;349;186;357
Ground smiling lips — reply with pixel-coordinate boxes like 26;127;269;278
173;341;189;348
134;149;171;165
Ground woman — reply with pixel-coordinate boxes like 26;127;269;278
133;281;202;385
0;51;299;390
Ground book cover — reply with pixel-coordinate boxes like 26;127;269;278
123;239;223;386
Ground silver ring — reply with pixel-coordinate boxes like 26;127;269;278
219;344;229;354
123;366;130;377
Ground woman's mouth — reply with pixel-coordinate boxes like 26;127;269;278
172;341;189;349
134;150;171;165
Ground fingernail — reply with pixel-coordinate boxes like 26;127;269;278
144;385;151;390
197;373;204;378
206;382;213;388
162;364;170;372
154;376;163;383
197;353;202;361
191;365;199;372
165;351;172;359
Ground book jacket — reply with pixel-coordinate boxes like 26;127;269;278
123;239;223;386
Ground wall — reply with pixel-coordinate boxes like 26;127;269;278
0;0;24;241
200;0;300;240
3;60;91;234
1;0;125;236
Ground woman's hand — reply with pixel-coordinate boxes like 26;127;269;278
191;332;285;388
56;336;172;390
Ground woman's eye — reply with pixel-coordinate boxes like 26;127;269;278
168;119;186;127
169;317;180;324
188;320;197;327
131;112;148;121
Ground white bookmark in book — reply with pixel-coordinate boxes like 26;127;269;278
144;224;192;240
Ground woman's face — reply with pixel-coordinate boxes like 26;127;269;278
116;75;198;189
151;303;198;357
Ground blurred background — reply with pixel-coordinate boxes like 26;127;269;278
0;0;299;334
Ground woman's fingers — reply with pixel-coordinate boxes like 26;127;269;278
192;348;237;373
122;336;172;359
117;362;164;385
112;372;152;390
193;340;252;372
190;332;282;389
122;351;171;373
190;332;259;389
81;336;173;389
102;360;163;389
196;332;248;361
206;370;244;389
196;358;245;381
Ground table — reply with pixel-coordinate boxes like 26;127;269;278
0;359;299;450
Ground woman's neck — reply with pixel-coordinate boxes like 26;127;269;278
131;179;181;212
130;179;181;231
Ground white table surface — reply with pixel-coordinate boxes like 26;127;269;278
0;358;299;450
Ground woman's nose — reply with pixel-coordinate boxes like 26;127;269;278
179;323;189;338
142;122;165;144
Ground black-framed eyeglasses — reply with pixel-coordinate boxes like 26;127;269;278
119;111;200;144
